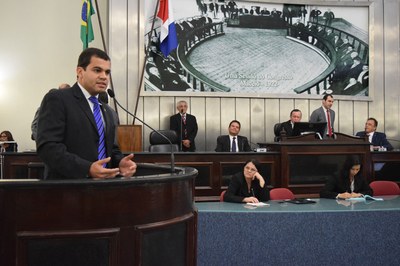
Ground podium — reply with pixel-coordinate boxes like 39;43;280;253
0;164;198;266
117;125;142;152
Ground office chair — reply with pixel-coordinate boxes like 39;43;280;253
269;188;295;200
148;130;179;152
369;181;400;196
273;123;281;142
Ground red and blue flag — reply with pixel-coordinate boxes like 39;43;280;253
157;0;178;57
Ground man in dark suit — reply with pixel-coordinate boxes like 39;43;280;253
170;100;198;152
278;109;302;137
215;120;252;152
36;48;137;179
309;94;335;138
356;117;393;151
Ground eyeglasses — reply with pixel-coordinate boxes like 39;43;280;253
244;166;257;172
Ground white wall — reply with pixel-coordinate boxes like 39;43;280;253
0;0;109;151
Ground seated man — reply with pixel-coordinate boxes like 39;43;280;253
277;109;302;138
355;117;393;151
215;120;252;152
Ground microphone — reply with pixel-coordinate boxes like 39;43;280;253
107;89;175;173
249;141;266;152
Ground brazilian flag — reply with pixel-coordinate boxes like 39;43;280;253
80;0;95;49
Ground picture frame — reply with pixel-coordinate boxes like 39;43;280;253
142;0;371;100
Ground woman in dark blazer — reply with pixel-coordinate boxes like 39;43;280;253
320;156;372;199
224;159;270;203
0;130;18;152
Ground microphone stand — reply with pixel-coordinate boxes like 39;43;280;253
92;0;162;123
107;89;175;173
180;109;183;151
132;0;161;124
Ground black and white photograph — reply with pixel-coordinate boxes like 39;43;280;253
144;0;369;97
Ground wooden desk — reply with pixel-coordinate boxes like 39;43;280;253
261;133;372;195
2;148;400;201
196;197;400;265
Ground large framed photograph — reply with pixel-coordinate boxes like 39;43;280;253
143;0;370;98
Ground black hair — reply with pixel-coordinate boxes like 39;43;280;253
77;48;110;69
229;119;241;129
244;159;261;171
367;117;378;127
323;94;333;101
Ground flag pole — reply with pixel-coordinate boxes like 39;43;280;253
93;0;119;116
131;0;161;124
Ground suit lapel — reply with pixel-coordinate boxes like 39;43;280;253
72;85;99;132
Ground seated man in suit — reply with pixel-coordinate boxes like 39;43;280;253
355;117;393;151
278;109;302;138
215;120;252;152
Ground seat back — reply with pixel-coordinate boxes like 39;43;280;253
269;188;295;200
274;123;281;142
149;144;179;153
220;190;226;202
370;181;400;196
149;130;178;145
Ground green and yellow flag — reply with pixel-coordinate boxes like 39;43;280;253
80;0;95;49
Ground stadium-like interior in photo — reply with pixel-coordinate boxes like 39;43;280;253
145;1;369;96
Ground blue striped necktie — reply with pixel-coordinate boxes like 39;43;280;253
89;96;106;167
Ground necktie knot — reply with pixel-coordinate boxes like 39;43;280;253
89;96;99;105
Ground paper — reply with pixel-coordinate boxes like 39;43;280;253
346;195;384;201
246;202;270;207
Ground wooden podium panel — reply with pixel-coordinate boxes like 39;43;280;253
117;125;142;152
0;165;198;266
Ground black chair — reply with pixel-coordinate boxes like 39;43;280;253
149;130;179;152
273;123;282;142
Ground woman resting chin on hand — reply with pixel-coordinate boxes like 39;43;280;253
223;159;270;203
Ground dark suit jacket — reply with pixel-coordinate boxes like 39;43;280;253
356;131;393;151
320;174;373;199
170;113;198;151
224;172;270;203
36;83;123;179
309;106;335;137
215;135;252;152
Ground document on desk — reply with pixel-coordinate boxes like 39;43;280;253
346;195;384;201
246;202;270;207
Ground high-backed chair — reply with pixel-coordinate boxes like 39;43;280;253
369;181;400;196
149;130;179;152
269;188;295;200
274;123;281;142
